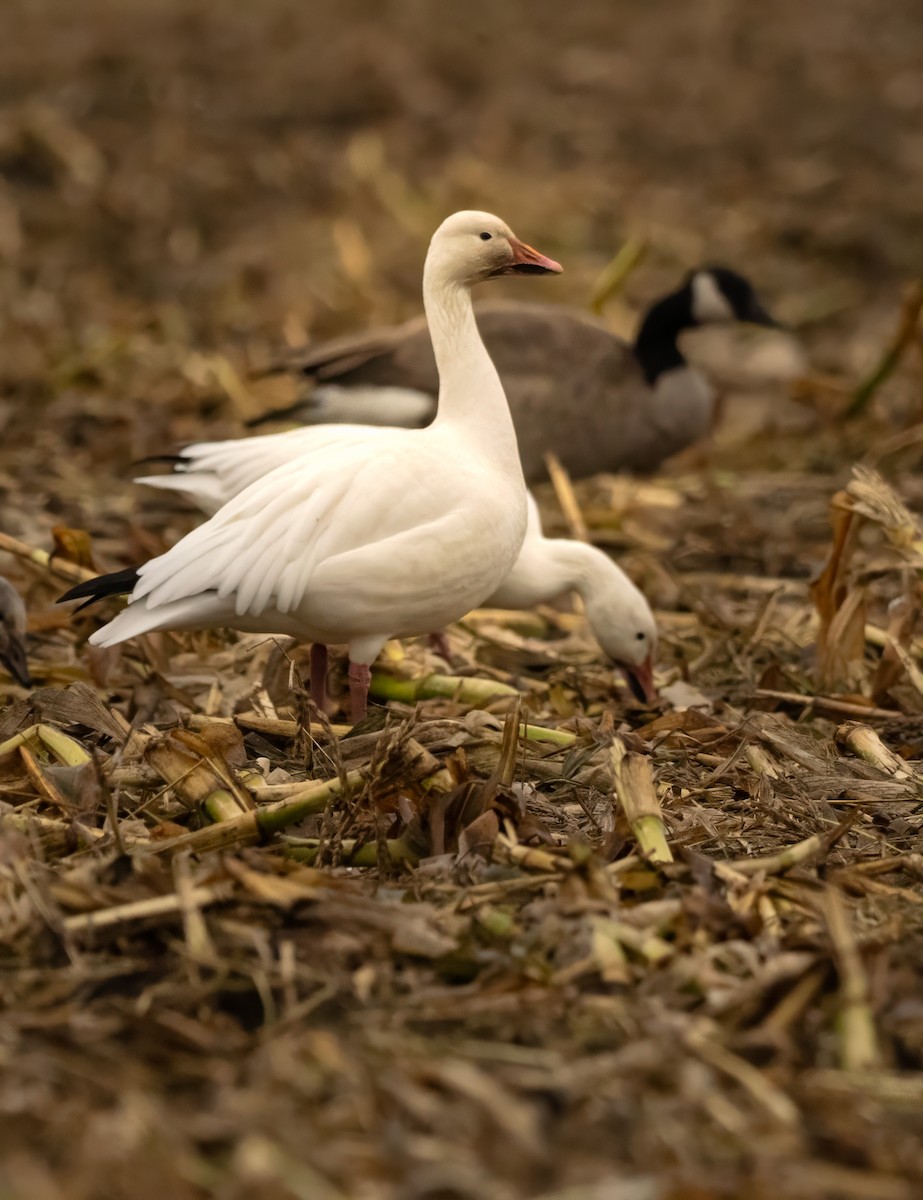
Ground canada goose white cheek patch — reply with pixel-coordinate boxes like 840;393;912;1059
691;271;735;322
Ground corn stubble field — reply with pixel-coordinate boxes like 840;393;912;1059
3;1;923;1197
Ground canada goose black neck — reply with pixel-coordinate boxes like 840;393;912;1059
631;285;695;385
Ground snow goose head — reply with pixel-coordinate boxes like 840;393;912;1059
587;577;659;706
425;211;562;289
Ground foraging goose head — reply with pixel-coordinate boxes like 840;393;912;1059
689;266;779;329
0;577;32;688
427;211;563;287
586;580;659;706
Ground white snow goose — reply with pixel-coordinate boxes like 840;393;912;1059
136;436;659;704
233;266;778;482
486;494;658;703
60;211;562;720
0;576;32;688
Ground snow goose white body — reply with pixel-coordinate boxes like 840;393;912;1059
136;435;659;703
60;212;562;718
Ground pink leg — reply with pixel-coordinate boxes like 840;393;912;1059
348;661;371;723
310;643;329;711
428;631;452;662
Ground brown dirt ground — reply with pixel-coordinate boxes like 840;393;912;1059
3;1;923;1197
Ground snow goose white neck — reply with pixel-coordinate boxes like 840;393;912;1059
486;494;657;702
61;212;562;720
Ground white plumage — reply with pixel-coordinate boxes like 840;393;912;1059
486;495;657;701
138;443;658;701
66;211;563;718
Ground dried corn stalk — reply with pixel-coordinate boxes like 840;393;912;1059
145;728;255;819
609;737;673;864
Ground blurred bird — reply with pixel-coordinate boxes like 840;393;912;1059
0;576;33;688
235;265;779;481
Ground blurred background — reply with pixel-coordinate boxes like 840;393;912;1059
2;0;923;558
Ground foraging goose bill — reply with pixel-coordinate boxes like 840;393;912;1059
619;654;657;706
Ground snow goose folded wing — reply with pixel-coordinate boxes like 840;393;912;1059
238;266;779;482
139;446;659;701
486;494;658;703
0;576;32;688
134;420;389;513
136;427;659;702
61;211;562;720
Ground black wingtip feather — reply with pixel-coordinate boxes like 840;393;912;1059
58;566;141;611
131;453;186;468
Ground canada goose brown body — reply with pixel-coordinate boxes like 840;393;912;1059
259;269;777;482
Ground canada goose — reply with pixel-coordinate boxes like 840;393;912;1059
249;266;778;481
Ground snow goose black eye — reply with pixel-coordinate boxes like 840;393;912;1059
636;632;647;641
479;232;492;241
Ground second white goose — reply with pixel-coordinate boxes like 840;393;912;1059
60;212;563;720
486;494;657;703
